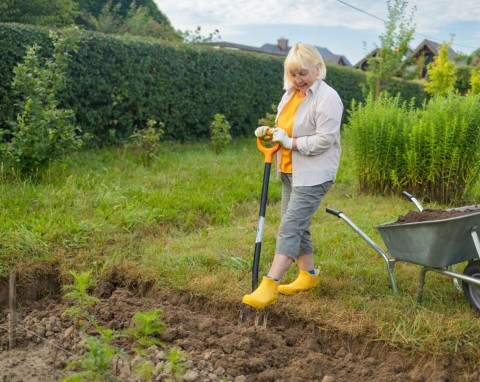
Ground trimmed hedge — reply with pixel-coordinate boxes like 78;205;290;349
0;23;427;144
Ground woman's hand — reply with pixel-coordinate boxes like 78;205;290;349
272;128;293;149
254;126;270;138
254;126;273;142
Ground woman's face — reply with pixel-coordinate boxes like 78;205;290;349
289;66;319;96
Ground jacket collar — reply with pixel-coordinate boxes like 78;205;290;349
287;79;321;96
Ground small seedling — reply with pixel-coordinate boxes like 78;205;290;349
62;269;100;327
210;113;232;155
127;309;165;352
55;269;100;365
129;119;165;166
161;347;187;382
133;359;156;382
61;327;125;382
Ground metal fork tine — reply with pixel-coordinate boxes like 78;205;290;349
254;310;261;327
263;310;268;329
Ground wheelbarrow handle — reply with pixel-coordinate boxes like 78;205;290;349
401;191;414;200
256;129;280;163
326;207;342;217
401;191;424;211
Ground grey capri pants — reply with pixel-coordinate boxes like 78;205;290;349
275;173;333;259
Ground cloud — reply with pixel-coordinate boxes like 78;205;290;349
156;0;479;60
158;0;480;32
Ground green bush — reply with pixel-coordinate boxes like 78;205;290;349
0;23;427;145
127;118;164;166
0;27;83;175
346;92;480;204
210;113;232;154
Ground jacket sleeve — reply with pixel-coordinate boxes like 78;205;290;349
296;93;343;156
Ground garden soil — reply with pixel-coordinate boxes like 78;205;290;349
2;204;480;382
393;207;480;224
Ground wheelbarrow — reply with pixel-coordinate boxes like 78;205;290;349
326;191;480;313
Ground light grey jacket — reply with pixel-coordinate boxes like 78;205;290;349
275;80;343;187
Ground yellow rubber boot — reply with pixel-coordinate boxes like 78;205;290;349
242;276;279;309
278;269;320;295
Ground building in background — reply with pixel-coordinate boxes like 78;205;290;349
354;39;460;79
206;38;352;66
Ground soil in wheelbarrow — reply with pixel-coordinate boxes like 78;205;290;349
393;208;480;225
2;271;480;382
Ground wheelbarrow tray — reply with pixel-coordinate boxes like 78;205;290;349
375;205;480;268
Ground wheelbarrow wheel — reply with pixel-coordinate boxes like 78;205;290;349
462;260;480;313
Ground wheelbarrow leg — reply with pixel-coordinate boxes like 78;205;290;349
325;208;398;293
416;267;428;303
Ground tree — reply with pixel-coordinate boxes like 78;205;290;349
1;27;83;175
0;0;78;26
424;41;456;97
470;65;480;95
78;0;182;41
467;48;480;66
366;0;416;98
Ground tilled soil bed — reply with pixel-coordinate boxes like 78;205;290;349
1;276;479;382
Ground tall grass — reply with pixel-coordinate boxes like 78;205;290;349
346;92;480;204
1;136;480;359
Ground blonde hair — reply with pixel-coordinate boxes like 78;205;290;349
283;43;327;90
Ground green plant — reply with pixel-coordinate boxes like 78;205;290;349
62;269;100;327
161;347;187;382
366;0;416;98
257;104;277;128
181;25;221;44
133;360;156;382
470;65;480;94
346;92;480;203
210;114;232;155
2;27;83;175
127;309;166;351
61;327;125;382
128;119;164;166
425;40;457;97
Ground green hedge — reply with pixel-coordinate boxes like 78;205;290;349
0;23;427;144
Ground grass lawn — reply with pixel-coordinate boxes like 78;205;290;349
1;134;480;359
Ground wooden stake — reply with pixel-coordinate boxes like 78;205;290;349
8;271;17;349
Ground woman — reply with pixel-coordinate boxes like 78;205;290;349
242;43;343;309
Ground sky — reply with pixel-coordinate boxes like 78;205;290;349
154;0;480;66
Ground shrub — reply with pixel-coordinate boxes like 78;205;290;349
210;113;232;155
346;92;480;204
0;27;82;175
128;118;164;166
257;104;277;128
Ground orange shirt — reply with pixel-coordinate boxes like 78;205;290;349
276;91;304;173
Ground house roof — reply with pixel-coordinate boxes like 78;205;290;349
353;48;380;69
354;39;457;72
203;39;351;66
258;43;351;66
407;38;456;61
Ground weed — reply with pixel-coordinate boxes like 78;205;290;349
133;360;156;382
61;327;125;382
161;347;187;382
127;309;165;352
62;269;100;327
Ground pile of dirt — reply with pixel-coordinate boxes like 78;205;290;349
1;279;479;382
393;208;480;225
